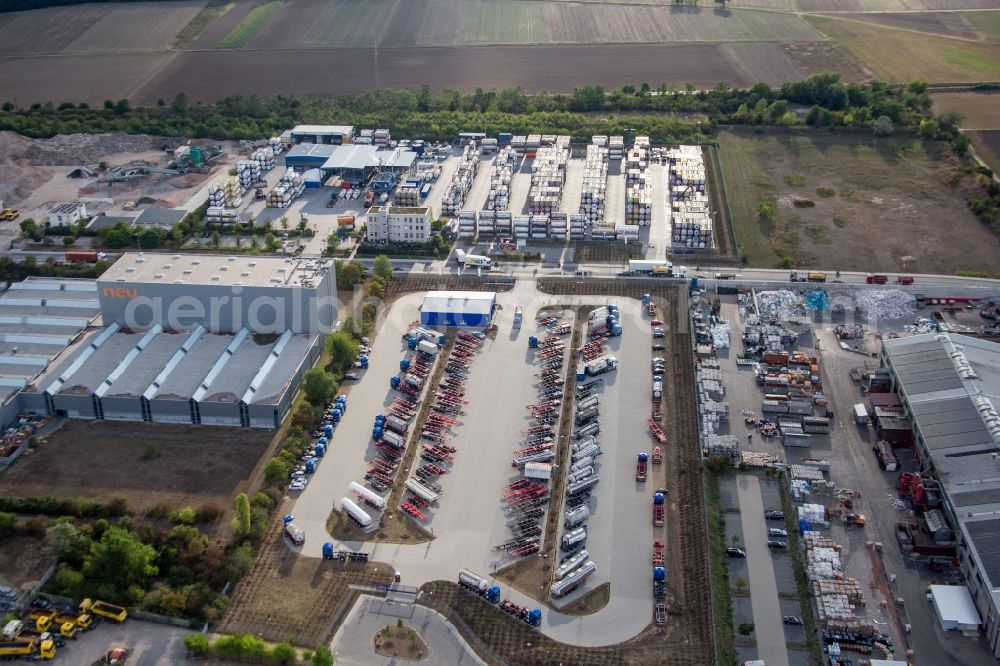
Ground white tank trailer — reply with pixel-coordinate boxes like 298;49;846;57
349;481;386;510
554;550;589;579
551;561;597;597
340;497;373;528
405;478;440;503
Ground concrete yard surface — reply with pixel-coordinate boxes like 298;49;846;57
332;594;486;666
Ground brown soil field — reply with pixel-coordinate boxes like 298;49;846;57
969;130;1000;174
719;129;1000;273
244;0;328;48
829;11;984;40
931;91;1000;128
189;0;264;49
0;536;52;594
782;40;871;81
129;43;816;105
798;0;997;10
0;4;105;56
386;0;462;48
0;53;173;105
62;1;205;53
0;420;273;512
546;3;673;43
219;500;395;646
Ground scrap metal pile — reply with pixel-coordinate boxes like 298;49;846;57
854;289;917;319
756;290;805;320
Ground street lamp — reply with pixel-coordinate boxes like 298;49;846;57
131;233;140;250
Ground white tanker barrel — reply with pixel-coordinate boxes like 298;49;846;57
458;568;489;593
571;456;594;472
572;436;596;453
551;561;597;597
340;497;373;527
576;395;600;410
405;478;439;503
554;550;589;579
567;475;600;496
349;481;386;510
381;430;406;448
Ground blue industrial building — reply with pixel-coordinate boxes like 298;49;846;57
284;144;417;186
419;291;497;328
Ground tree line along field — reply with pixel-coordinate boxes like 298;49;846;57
717;130;1000;274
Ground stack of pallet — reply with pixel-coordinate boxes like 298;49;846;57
579;143;608;225
666;145;712;249
527;145;567;216
442;145;480;216
486;147;516;212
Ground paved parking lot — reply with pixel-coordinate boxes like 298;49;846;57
290;282;662;646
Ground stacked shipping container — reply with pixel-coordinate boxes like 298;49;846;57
579;142;608;226
665;145;712;250
441;145;480;216
485;147;517;212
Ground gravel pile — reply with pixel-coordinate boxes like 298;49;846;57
22;133;173;166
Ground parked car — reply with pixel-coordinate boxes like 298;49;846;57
653;328;665;338
767;541;788;550
768;528;788;537
765;510;784;520
652;344;665;351
289;480;306;491
726;547;747;558
783;616;803;625
30;598;52;610
344;372;360;381
650;319;664;326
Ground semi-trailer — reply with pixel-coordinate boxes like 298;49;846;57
567;475;600;496
636;452;648;482
550;561;596;597
405;478;440;504
653;491;665;526
0;638;56;660
560;527;587;551
554;550;589;579
498;600;542;626
584;355;619;377
385;415;410;435
458;569;501;603
339;497;374;528
564;504;591;528
349;481;387;510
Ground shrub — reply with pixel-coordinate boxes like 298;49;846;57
195;503;224;523
184;633;210;655
169;507;197;525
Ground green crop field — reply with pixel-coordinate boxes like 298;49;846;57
459;0;548;45
808;15;1000;82
964;11;1000;41
661;7;822;42
717;130;999;273
216;0;282;49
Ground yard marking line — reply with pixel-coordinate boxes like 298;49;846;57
737;474;789;666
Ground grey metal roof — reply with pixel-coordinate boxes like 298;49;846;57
911;397;994;450
153;332;233;401
103;329;189;398
134;206;187;227
251;333;316;405
965;518;1000;586
321;145;417;172
199;332;274;404
85;215;135;231
285;143;336;161
57;329;139;395
950;487;1000;509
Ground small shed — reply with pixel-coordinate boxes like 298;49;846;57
930;585;981;634
524;462;552;482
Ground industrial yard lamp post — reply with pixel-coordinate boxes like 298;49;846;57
625;128;636;148
131;233;141;250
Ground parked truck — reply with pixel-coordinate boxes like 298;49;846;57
560;527;587;552
653;491;665;526
498;600;542;626
457;569;500;603
513;306;523;329
80;599;128;623
584;355;619;377
65;250;103;263
550;561;596;597
866;273;888;284
636;452;648;482
0;638;55;660
789;271;827;283
554;550;589;580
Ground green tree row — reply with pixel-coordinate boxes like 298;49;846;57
0;75;938;142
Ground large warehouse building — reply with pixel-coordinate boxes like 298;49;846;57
284;144;416;186
17;253;336;428
420;291;496;328
880;333;1000;655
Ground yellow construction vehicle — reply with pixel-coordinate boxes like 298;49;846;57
80;598;128;623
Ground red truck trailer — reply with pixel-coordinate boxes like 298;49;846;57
65;250;99;263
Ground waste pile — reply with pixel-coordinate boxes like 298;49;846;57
854;290;917;319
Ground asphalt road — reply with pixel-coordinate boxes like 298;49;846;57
736;474;788;666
